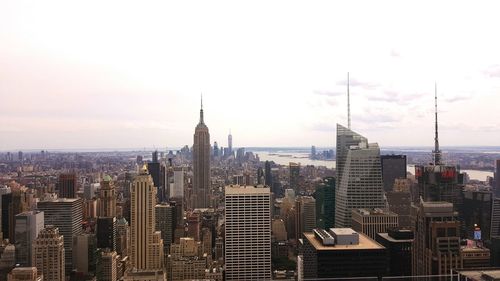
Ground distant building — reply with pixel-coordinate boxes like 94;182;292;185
460;240;490;268
57;173;77;199
73;233;98;275
381;155;407;192
295;196;316;243
155;203;174;259
98;175;116;217
302;228;388;279
463;190;492;241
14;211;44;266
386;184;412;228
495;159;500;196
168;237;208;281
193;99;210;208
225;185;271;281
376;228;413;276
352;208;399;240
335;124;385;227
32;225;65;281
98;249;118;281
313;177;335;228
289;162;300;192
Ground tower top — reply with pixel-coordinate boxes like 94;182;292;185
432;82;442;165
199;93;204;124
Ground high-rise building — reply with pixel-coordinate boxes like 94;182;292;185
170;167;184;199
32;225;65;281
301;228;388;279
73;233;98;275
225;185;271;281
228;131;233;156
352;208;399;240
412;201;461;277
463;190;492;241
386;180;412;228
314;177;335;229
7;267;42;281
168;237;208;281
491;197;500;239
264;161;272;187
58;173;77;199
98;175;116;217
335;125;385;227
130;165;164;271
97;217;116;250
155;203;174;260
376;228;413;276
213;141;219;157
193;98;210;208
147;151;161;202
295;196;316;243
116;217;129;257
381;155;407;192
37;198;82;273
495;159;500;196
0;189;13;241
98;249;118;281
289;162;300;192
14;211;44;266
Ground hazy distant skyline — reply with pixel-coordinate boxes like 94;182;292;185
2;1;500;150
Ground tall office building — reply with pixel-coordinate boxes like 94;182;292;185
32;225;65;281
412;201;461;277
314;177;335;229
335;125;385;227
193;98;210;208
376;228;414;276
170;167;184;198
351;208;399;240
37;198;82;273
58;173;77;199
225;185;271;281
98;249;118;281
73;233;98;275
463;190;492;241
116;217;129;257
14;211;44;266
381;155;407;192
1;190;13;241
228;131;233;156
295;196;316;243
289;162;300;192
97;217;116;250
147;151;161;202
155;203;174;259
495;159;500;196
130;165;164;271
98;175;116;217
491;197;500;238
264;161;272;187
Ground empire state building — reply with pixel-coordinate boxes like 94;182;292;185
193;98;210;208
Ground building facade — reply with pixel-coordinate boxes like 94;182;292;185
14;211;44;266
352;208;399;240
32;225;65;281
193;101;210;209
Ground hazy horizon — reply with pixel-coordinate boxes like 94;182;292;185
2;1;500;150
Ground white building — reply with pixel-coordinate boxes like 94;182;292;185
225;185;271;281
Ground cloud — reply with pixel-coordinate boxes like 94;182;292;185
336;78;380;90
444;95;471;103
483;65;500;78
313;90;344;97
309;122;336;132
390;49;401;58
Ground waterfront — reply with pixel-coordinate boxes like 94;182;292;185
257;152;493;182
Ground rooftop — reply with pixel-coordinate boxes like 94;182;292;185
225;185;270;195
305;231;384;251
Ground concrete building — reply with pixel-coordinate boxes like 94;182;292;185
98;249;118;281
155;203;174;260
386;187;412;228
170;167;184;198
289;162;300;192
460;240;490;268
302;228;388;279
335;124;386;227
295;196;316;243
32;225;65;281
73;233;97;275
193;99;210;208
225;185;271;281
412;201;461;277
7;267;42;281
376;228;413;276
37;198;82;273
130;165;164;271
14;211;44;266
98;175;116;217
167;237;207;281
116;217;129;257
352;208;399;240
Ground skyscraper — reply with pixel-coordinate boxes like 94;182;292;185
14;211;44;266
289;162;300;192
98;175;116;217
335;125;385;227
228;130;233;156
351;208;399;240
155;203;174;261
58;173;77;199
495;159;500;196
381;154;407;192
32;225;65;281
130;165;164;271
37;198;83;273
295;196;316;243
225;185;271;281
193;98;210;208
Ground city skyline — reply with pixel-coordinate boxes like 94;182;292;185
2;1;500;150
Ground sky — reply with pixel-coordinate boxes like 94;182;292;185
1;0;500;150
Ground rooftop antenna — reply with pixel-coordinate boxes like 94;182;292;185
347;72;351;129
199;93;204;124
432;82;442;165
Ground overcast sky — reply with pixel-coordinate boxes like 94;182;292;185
1;0;500;150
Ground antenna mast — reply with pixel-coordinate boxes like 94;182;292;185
432;83;442;165
347;72;351;129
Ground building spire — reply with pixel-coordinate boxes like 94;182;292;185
199;93;204;124
433;82;442;165
347;72;351;129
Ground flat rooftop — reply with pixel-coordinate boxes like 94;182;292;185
377;233;413;243
225;185;270;195
304;232;385;251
